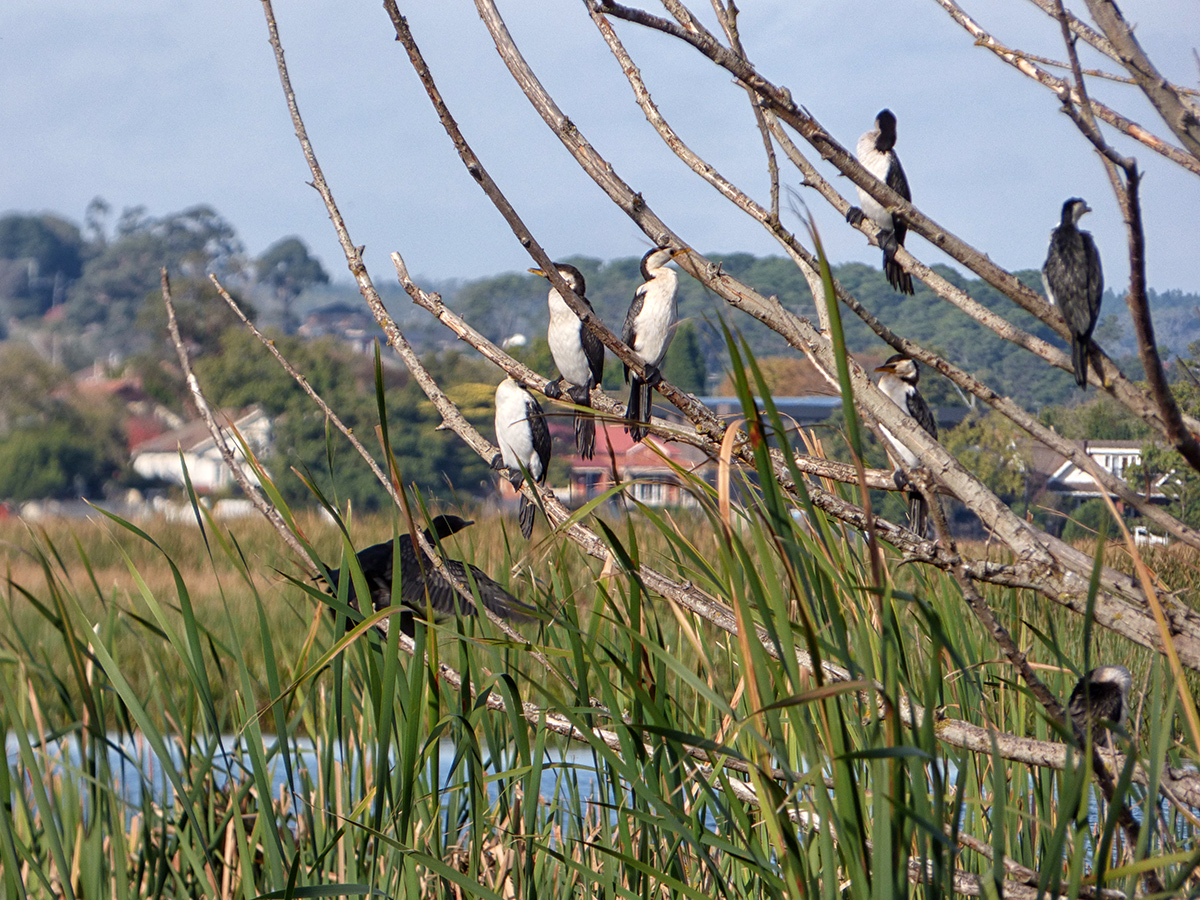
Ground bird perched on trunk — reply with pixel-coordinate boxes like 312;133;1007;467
494;376;552;538
847;109;914;295
1068;665;1131;748
530;263;604;459
875;354;937;535
622;246;687;442
1042;198;1103;389
322;515;537;637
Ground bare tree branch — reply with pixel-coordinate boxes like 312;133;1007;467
932;0;1200;175
1083;0;1200;161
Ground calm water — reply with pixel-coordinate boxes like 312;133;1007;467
6;731;603;815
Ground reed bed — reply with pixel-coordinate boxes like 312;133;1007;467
1;398;1197;897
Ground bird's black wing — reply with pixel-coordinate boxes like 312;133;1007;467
1083;233;1103;335
621;286;647;382
528;396;552;485
582;325;604;388
906;388;937;442
1044;230;1093;333
886;154;911;242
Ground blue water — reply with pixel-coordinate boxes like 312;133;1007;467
5;731;603;817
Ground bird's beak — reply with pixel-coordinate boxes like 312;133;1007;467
1081;203;1092;216
671;247;691;260
874;363;894;374
528;267;546;277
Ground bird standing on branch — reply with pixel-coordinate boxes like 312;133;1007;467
494;376;552;539
875;354;937;535
1068;665;1132;749
622;246;687;442
847;109;914;295
1042;197;1103;389
322;515;537;637
530;262;604;459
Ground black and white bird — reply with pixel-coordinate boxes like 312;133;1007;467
323;515;537;637
847;109;914;295
875;354;938;535
622;246;686;442
494;376;552;539
1042;198;1103;389
1068;665;1132;748
530;263;604;459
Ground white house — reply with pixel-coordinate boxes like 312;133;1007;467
131;406;272;494
1046;439;1167;499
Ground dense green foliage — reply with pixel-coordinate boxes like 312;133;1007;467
195;331;493;511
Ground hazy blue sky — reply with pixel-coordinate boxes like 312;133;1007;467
3;1;1198;294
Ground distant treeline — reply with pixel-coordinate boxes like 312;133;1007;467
0;202;1197;524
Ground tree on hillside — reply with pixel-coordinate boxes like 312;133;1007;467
66;204;243;333
0;343;125;501
0;213;83;318
195;1;1200;893
255;236;329;333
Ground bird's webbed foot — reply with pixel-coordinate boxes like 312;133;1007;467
642;364;662;388
567;383;591;406
490;453;504;471
543;379;563;400
892;469;910;491
880;229;900;258
846;206;865;227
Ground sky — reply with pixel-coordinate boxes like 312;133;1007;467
3;0;1199;296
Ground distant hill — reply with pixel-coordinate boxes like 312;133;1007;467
375;253;1197;413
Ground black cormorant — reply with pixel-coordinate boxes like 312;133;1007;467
494;376;552;538
530;263;604;459
875;354;937;535
1042;197;1103;389
622;246;686;442
323;514;537;637
1068;665;1131;748
847;109;914;295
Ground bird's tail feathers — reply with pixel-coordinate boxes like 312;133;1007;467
909;491;928;538
626;375;652;442
568;384;596;459
518;495;536;539
575;412;596;459
482;590;539;623
884;253;914;296
1071;336;1089;388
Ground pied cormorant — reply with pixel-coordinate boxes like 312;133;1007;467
1068;665;1131;748
322;515;537;637
530;263;604;459
875;354;938;535
847;109;914;295
494;376;552;538
1042;198;1103;389
622;246;686;442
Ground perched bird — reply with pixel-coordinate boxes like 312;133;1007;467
622;246;687;442
1042;198;1103;389
494;376;552;539
530;263;604;459
875;354;938;535
323;515;537;637
847;109;914;295
1068;665;1132;748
